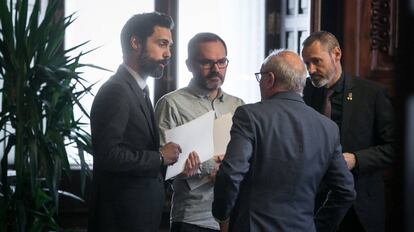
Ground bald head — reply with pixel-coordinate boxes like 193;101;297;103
261;49;307;97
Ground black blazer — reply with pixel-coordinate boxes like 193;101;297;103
212;92;356;232
88;65;164;232
303;75;395;232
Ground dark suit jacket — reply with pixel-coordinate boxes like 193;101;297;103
88;65;164;232
303;75;395;232
212;92;356;232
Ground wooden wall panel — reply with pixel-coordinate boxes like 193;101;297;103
343;0;398;94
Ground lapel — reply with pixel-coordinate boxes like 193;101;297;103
340;74;355;143
117;66;158;144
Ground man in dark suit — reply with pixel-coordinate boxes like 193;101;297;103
88;12;181;232
301;31;395;232
212;49;356;232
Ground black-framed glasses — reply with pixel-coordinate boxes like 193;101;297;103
254;71;272;82
195;58;229;69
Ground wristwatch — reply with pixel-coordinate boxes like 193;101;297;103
159;149;165;166
214;216;230;224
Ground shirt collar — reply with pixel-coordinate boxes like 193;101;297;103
122;63;147;90
188;78;224;102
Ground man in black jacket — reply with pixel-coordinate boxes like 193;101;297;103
301;31;395;232
88;12;181;232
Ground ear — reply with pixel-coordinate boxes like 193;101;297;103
332;46;342;62
186;59;193;72
130;36;141;52
264;72;275;89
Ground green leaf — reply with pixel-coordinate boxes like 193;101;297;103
15;0;29;57
0;0;15;56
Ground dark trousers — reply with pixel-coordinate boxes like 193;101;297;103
170;222;219;232
337;207;366;232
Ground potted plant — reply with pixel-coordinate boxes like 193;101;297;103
0;0;98;230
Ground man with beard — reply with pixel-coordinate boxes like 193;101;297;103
155;32;244;232
88;12;181;232
301;31;395;232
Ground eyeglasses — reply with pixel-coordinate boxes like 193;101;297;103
254;71;272;82
195;58;229;69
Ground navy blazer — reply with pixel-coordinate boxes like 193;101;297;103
212;92;356;232
303;75;395;232
88;65;164;232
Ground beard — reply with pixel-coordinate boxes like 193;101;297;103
310;74;330;88
138;50;170;79
200;71;224;90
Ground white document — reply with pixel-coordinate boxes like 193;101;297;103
186;113;233;190
165;111;215;180
213;113;233;156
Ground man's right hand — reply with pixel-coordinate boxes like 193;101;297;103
182;151;201;177
160;142;181;165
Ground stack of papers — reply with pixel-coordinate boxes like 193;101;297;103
164;111;233;180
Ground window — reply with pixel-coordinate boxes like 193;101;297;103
280;0;311;54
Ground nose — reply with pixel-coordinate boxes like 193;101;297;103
164;47;171;59
308;63;316;74
211;62;220;71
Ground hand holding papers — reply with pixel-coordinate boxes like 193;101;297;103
159;142;182;165
165;111;215;180
164;111;234;180
181;151;201;177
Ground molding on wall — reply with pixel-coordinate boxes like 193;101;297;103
371;0;391;53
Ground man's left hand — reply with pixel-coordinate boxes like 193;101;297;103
343;152;356;170
210;154;224;182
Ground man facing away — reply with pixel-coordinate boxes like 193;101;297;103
88;12;181;232
212;49;356;232
301;31;395;232
155;32;244;232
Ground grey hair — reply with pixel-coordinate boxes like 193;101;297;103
302;31;340;53
263;49;307;95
